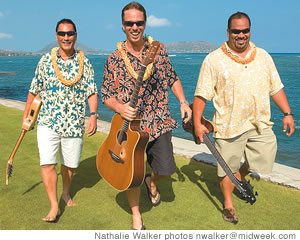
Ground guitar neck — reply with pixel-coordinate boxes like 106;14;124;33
119;41;159;136
118;64;146;142
129;64;146;108
202;133;244;191
7;130;27;165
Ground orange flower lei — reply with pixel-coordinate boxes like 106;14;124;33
117;36;154;81
221;42;256;64
51;47;84;86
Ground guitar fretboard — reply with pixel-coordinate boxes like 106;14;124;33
118;64;147;144
203;133;245;193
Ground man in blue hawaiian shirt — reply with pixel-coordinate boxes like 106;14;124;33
22;18;98;222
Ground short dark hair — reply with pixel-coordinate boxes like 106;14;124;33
228;12;251;29
56;18;77;32
121;1;147;23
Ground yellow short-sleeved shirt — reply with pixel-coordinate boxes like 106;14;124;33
194;42;284;139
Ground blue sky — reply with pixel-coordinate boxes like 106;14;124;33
1;0;300;53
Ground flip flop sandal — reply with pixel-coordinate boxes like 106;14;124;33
132;222;146;230
144;174;161;206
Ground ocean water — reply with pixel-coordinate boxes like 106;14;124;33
0;53;299;169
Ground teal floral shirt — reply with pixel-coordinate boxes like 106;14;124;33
29;49;98;137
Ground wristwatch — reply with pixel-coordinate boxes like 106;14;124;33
180;100;189;105
90;112;99;119
283;112;293;117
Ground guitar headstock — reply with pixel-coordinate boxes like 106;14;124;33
6;163;13;185
142;41;160;66
240;180;257;205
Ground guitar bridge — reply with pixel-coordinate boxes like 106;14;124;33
109;150;124;164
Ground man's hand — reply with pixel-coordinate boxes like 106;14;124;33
181;103;192;124
119;102;137;121
86;115;97;137
283;115;294;136
194;123;209;143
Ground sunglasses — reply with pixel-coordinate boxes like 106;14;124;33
230;28;250;34
123;21;145;27
56;31;76;37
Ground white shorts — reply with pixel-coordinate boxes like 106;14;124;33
37;125;83;168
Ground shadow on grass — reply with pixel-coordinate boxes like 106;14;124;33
22;173;61;195
59;156;102;213
115;165;184;214
181;153;223;213
21;156;102;219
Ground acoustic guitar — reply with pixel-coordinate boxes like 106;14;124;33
183;104;257;204
6;94;42;185
96;41;160;191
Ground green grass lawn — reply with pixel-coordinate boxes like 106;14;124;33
1;104;300;230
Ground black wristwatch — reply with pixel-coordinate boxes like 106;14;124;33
90;112;99;119
283;112;293;117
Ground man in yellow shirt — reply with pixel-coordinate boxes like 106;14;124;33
193;12;294;224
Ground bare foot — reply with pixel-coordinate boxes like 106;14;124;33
62;195;77;206
42;208;61;222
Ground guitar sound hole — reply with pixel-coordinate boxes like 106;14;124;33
117;131;127;145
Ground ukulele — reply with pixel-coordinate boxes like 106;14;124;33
6;94;42;185
183;104;257;204
96;41;160;191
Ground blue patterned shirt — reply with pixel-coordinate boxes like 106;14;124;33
29;49;98;137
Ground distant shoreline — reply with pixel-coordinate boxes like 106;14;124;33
1;52;300;57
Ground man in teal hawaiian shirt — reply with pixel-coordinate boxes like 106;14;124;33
22;18;98;222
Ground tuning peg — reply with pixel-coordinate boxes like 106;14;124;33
7;165;13;177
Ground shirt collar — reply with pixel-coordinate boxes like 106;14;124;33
56;48;77;60
122;39;150;58
224;41;255;59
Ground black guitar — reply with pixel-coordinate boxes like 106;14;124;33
183;105;257;205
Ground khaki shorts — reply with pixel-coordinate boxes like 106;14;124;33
215;128;277;177
37;125;83;168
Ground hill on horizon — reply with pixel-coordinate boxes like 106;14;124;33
0;40;218;56
165;41;218;53
38;40;219;54
38;41;110;55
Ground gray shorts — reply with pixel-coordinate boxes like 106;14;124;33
37;125;83;168
215;128;277;177
146;131;176;176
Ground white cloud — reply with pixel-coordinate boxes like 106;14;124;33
147;15;170;27
0;11;4;17
105;24;114;30
0;33;12;39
